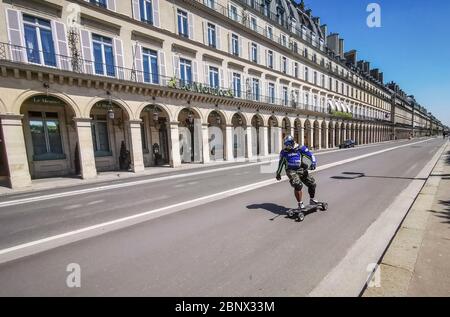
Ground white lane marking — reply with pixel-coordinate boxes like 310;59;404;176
0;139;426;208
87;200;104;206
0;138;436;264
63;204;82;210
309;141;448;297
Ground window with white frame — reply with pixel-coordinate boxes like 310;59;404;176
28;111;64;160
268;82;275;103
23;15;56;67
207;23;217;48
281;56;287;74
142;47;159;84
283;86;288;106
177;9;189;38
252;78;260;101
231;33;239;56
209;66;219;88
251;43;258;63
266;26;273;40
267;50;273;68
139;0;154;25
229;4;238;21
232;73;241;98
92;34;115;77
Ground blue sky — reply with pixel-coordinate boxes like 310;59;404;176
296;0;450;126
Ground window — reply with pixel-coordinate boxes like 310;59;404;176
140;122;148;151
140;0;153;25
281;56;287;74
268;83;275;103
252;78;260;101
23;15;56;67
266;26;273;40
304;67;309;82
321;74;325;87
209;66;219;88
179;58;192;85
263;1;271;17
232;73;241;98
177;9;189;38
283;86;288;106
231;34;239;56
293;62;298;78
313;71;317;85
251;43;258;63
142;48;159;84
90;0;107;8
250;16;257;31
92;34;115;77
91;115;111;157
335;80;338;92
29;111;64;160
267;50;273;68
205;0;215;9
229;5;238;21
280;34;287;47
207;23;216;48
329;77;332;90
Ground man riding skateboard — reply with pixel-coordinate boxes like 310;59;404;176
276;135;318;211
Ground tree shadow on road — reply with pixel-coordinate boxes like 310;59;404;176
330;172;427;181
428;200;450;225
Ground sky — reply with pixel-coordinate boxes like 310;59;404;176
296;0;450;127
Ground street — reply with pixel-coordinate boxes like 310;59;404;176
0;138;446;296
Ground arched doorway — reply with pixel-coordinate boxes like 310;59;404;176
20;95;79;179
313;120;320;150
232;113;246;159
268;116;279;154
282;118;291;141
304;119;311;147
294;119;302;145
328;121;334;148
178;108;202;163
89;100;131;172
139;105;170;167
207;110;226;161
340;122;345;144
251;115;263;157
321;121;327;149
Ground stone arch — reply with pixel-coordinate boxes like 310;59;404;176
85;96;133;120
135;102;173;122
178;107;203;163
304;119;312;148
267;115;280;155
204;108;229;126
207;110;227;161
14;90;81;117
231;113;247;159
251;114;264;157
294;118;303;145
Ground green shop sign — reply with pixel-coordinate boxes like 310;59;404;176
331;110;353;120
168;78;234;98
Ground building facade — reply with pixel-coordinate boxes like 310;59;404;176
0;0;443;189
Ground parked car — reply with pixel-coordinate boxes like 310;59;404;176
339;139;356;149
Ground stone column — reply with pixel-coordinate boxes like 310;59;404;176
307;126;313;149
245;125;253;160
298;121;305;146
74;118;97;180
201;123;210;164
275;126;283;153
0;115;32;189
128;120;145;173
317;127;322;149
225;124;234;161
323;121;329;149
168;122;181;168
260;126;269;157
331;125;336;148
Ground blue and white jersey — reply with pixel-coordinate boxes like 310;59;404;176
277;145;317;173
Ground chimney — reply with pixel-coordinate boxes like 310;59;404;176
379;72;384;84
357;60;365;71
363;61;370;74
370;68;380;81
339;38;344;59
320;24;328;37
312;17;320;26
345;50;357;66
327;33;340;56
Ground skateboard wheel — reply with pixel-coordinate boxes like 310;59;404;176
297;213;305;222
322;203;329;211
288;210;295;218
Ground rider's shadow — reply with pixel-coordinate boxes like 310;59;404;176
247;203;293;220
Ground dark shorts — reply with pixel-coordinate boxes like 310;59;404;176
286;169;316;191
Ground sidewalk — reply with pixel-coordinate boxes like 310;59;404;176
364;140;450;297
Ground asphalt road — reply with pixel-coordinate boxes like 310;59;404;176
0;138;445;296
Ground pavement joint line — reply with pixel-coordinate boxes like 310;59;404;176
0;139;432;208
0;138;437;265
308;139;447;297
